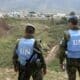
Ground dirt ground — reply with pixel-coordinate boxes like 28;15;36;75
0;68;68;80
45;45;59;64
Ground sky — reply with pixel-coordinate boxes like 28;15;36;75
0;0;80;12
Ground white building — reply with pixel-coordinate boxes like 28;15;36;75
0;12;4;18
7;10;28;18
53;13;66;19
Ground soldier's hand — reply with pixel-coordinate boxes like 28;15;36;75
14;66;18;72
42;68;47;75
60;64;65;71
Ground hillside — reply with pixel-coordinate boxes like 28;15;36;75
0;18;73;80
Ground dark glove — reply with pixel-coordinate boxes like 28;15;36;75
42;68;47;75
14;66;19;72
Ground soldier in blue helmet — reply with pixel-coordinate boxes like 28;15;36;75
13;24;46;80
59;13;80;80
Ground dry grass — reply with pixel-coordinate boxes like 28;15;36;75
0;68;79;80
0;68;68;80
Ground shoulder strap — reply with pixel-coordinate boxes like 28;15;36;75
27;40;41;63
26;40;37;63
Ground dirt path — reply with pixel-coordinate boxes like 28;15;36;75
45;45;59;64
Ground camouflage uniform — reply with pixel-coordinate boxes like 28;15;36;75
59;28;80;80
13;36;46;80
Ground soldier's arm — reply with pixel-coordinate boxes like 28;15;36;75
13;42;19;71
59;31;69;64
34;40;47;72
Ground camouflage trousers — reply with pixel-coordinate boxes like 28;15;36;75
66;58;80;80
18;64;43;80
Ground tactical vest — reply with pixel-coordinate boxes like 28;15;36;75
16;38;35;65
67;30;80;58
